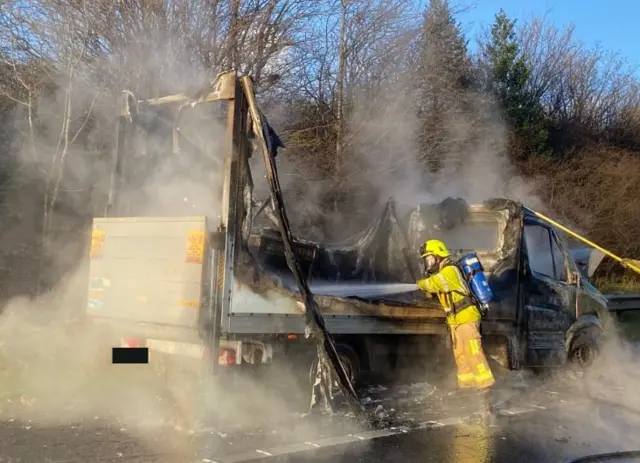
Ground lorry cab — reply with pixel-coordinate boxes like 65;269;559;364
519;211;609;368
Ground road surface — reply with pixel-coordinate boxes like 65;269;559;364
246;402;640;463
2;365;640;463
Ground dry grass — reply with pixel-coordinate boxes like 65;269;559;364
594;275;640;294
521;148;640;260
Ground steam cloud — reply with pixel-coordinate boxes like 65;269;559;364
0;6;635;461
0;30;334;456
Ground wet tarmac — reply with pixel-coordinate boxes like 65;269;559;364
2;344;640;462
3;388;640;463
234;398;640;463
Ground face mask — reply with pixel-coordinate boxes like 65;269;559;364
424;255;438;274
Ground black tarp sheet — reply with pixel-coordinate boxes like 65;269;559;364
250;197;525;317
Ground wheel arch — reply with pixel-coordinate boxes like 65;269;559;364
333;335;371;372
565;315;603;352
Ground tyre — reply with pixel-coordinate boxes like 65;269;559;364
568;328;601;369
507;335;522;370
486;336;520;371
308;343;361;393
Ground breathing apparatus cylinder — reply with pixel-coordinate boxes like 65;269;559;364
459;253;494;308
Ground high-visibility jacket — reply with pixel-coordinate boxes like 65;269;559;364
417;263;481;326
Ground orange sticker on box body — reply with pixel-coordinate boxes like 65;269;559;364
186;230;206;264
90;229;106;259
179;299;200;308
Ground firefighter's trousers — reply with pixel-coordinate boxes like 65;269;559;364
450;321;495;389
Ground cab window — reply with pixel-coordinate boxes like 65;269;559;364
524;224;568;281
550;232;568;281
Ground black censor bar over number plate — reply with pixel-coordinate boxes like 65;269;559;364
112;347;149;364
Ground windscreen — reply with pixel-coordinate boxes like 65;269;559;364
428;220;500;253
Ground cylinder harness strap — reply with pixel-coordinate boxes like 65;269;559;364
436;267;475;315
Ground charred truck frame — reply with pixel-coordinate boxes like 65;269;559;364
88;71;609;396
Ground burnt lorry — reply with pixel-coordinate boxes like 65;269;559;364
248;197;611;377
86;71;610;389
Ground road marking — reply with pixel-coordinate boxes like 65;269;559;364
207;415;478;462
429;417;462;427
498;406;539;416
421;420;445;428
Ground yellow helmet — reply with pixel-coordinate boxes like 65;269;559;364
420;239;450;259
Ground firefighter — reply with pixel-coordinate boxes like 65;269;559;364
416;239;495;391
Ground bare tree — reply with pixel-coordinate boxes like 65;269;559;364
334;0;348;171
519;17;639;151
0;0;102;293
291;0;418;159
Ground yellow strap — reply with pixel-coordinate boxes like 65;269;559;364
437;267;475;314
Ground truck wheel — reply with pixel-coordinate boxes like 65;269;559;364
507;336;521;370
486;336;520;371
569;328;601;369
309;343;361;392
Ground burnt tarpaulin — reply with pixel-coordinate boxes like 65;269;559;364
313;197;475;287
252;196;524;308
267;123;285;157
313;199;416;284
248;103;285;158
404;198;470;252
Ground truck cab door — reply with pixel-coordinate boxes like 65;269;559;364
522;220;577;366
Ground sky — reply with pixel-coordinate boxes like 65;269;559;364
455;0;640;74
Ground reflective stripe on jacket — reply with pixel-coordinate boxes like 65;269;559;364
417;265;481;326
